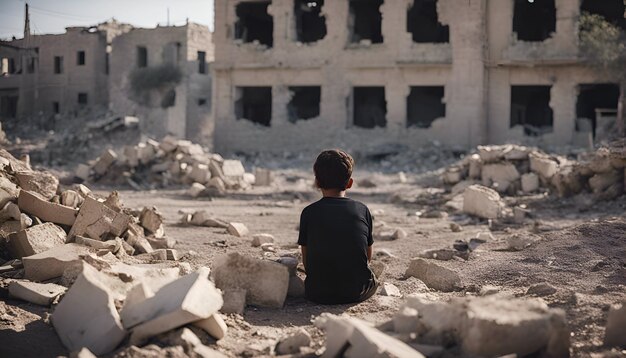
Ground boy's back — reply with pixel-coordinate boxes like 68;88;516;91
298;196;374;304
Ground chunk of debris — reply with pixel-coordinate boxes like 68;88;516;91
69;196;131;240
222;159;245;180
159;327;227;358
526;282;557;296
604;301;626;347
212;252;289;308
23;243;93;281
0;202;21;222
506;233;541;251
18;190;78;226
74;164;91;182
193;313;228;340
7;222;67;259
220;288;247;314
14;170;59;200
380;282;402;297
254;168;273;186
276;328;312;355
449;222;462;232
188;210;229;228
187;182;206;197
252;233;274;247
481;163;520;192
8;280;67;306
521;173;539;193
74;236;120;252
139;207;163;234
60;190;84;208
529;152;558;179
92;149;118;176
405;258;462;292
462;185;503;219
227;222;249;237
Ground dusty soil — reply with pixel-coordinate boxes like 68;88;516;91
1;167;625;357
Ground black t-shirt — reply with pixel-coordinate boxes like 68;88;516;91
297;196;374;304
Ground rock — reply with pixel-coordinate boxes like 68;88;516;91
276;328;312;355
254;168;273;186
380;282;402;297
121;267;223;344
449;222;462;232
146;236;176;249
393;306;419;333
139;207;163;234
8;280;67;306
227;222;249;237
74;164;91;182
521;173;539;193
92;149;118;176
478;145;508;162
126;231;154;254
0;219;29;239
0;202;20;222
189;163;211;184
51;263;126;355
252;233;274;247
220;288;247;314
462;185;503;219
17;190;78;226
405;258;461;292
187;182;206;197
212;252;289;308
69;196;131;240
14;170;59;200
589;170;621;194
506;233;541;251
165;249;179;261
7;222;67;259
418;248;458;261
604;301;626;347
527;283;557;296
60;190;84;208
287;275;305;297
479;285;500;296
529;152;558;179
222;160;245;179
193;313;228;340
442;167;462;185
23;243;93;281
159;327;227;358
481;163;520;192
74;236;120;252
189;210;229;228
468;154;482;179
513;206;530;224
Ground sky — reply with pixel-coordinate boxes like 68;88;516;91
0;0;214;40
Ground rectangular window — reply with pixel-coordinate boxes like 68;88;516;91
235;86;272;126
353;87;386;128
53;102;60;114
294;0;327;43
407;0;449;43
287;86;321;122
513;0;556;41
78;92;88;105
349;0;384;44
407;86;446;128
137;46;148;68
198;51;207;74
54;56;63;74
510;85;553;136
235;2;274;47
77;51;85;65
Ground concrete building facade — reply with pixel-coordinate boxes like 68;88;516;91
212;0;625;154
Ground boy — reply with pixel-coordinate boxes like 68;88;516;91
298;149;378;304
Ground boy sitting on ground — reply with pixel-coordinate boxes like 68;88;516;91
298;149;378;304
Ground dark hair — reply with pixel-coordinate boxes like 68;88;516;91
313;149;354;190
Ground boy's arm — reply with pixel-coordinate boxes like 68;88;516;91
301;246;307;271
367;245;372;262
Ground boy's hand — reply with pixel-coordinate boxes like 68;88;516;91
300;246;307;271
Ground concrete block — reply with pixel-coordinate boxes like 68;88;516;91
23;243;93;281
74;236;119;252
146;236;176;249
252;233;274;247
462;185;503;219
139;207;163;234
227;222;249;237
605;301;626;347
92;149;118;176
405;258;462;292
123;146;140;167
442;167;462;185
521;173;539;193
481;163;520;192
529;153;558;179
14;170;59;200
60;190;83;208
213;252;289;308
189;164;211;184
187;182;206;197
126;232;154;254
0;201;20;222
222;160;245;179
7;222;67;259
193;313;228;340
74;164;91;182
122;267;223;344
69;196;131;240
380;282;402;297
276;328;311;355
18;190;78;226
206;177;227;195
0;219;28;239
589;170;621;194
8;280;67;306
51;263;126;355
220;288;247;314
477;145;508;163
159;135;179;152
190;210;228;228
254;168;273;186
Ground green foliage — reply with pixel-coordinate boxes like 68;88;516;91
579;12;626;82
129;64;183;96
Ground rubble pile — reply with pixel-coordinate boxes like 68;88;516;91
74;135;270;193
442;141;626;202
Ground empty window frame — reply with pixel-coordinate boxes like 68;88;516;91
510;85;553;136
235;2;273;47
512;0;556;41
294;0;327;43
235;86;272;126
54;56;63;74
198;51;207;74
78;92;88;105
407;86;445;128
576;83;620;136
137;46;148;68
580;0;626;30
288;86;321;122
349;0;384;44
53;101;60;114
407;0;449;43
27;57;35;73
353;86;386;128
1;58;16;75
77;50;85;65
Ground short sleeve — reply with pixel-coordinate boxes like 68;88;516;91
297;210;308;246
365;207;374;246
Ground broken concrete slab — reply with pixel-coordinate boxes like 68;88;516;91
521;173;539;193
8;280;67;306
23;243;93;281
506;233;541;251
68;196;131;240
481;163;520;192
405;258;462;292
251;233;274;247
0;202;20;222
7;222;67;259
220;288;247;314
187;182;206;197
189;210;229;228
222;160;245;179
139;207;163;234
380;282;402;297
74;236;120;252
213;252;289;308
18;190;78;226
74;164;91;182
462;184;503;219
60;190;83;208
254;168;273;186
93;149;118;176
604;301;626;347
529;152;558;179
227;222;249;237
14;170;59;200
193;313;228;340
276;328;311;355
51;263;126;355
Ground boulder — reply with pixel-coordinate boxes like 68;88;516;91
14;170;59;200
23;243;93;281
7;222;67;259
8;280;67;306
462;185;503;219
17;190;78;226
405;258;461;292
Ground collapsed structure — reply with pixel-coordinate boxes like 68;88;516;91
213;0;625;153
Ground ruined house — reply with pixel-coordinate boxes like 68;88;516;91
212;0;625;153
108;23;214;142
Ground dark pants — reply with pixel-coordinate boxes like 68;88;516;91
357;270;379;302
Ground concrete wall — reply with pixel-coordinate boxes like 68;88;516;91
213;0;611;154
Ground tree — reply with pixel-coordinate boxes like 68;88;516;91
579;12;626;137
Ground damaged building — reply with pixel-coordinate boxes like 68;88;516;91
212;0;625;153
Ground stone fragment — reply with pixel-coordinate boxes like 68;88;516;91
252;233;274;247
69;196;131;240
526;283;557;296
213;252;289;308
405;258;462;292
126;231;154;254
589;170;621;194
189;164;211;184
23;243;93;281
0;202;20;222
7;222;67;259
165;249;179;261
74;164;91;182
61;190;84;208
0;219;28;239
477;145;508;162
52;263;126;355
18;190;78;226
462;185;503;219
159;327;227;358
604;301;626;347
521;173;539;193
380;282;402;297
529;152;558;179
418;248;458;261
449;222;462;232
74;236;119;252
220;288;247;314
481;163;520;192
92;149;118;176
187;182;206;197
146;236;176;249
193;313;228;340
139;207;163;234
506;233;541;251
254;168;273;186
222;160;245;179
189;210;229;228
442;167;462;185
393;306;419;333
14;170;59;200
8;280;67;306
276;328;311;355
468;154;482;179
227;222;249;237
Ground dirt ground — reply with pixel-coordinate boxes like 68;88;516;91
1;167;625;357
